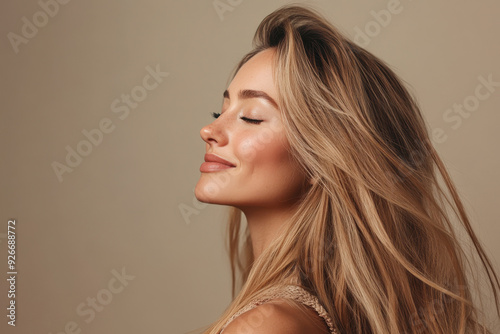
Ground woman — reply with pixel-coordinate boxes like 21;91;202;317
194;4;499;334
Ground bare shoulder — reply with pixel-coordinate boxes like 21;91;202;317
223;299;330;334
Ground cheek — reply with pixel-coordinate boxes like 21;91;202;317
236;130;291;176
237;137;261;163
235;125;279;160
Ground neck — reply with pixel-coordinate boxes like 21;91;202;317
239;203;298;260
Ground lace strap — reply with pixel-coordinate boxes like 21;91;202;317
220;285;337;333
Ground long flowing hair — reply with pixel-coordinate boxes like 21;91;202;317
200;4;500;333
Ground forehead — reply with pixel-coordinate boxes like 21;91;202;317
227;48;278;101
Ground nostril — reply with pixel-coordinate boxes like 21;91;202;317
200;125;217;143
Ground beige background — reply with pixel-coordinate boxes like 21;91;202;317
1;0;499;333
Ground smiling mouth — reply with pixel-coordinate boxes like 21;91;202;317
200;153;236;173
199;162;235;172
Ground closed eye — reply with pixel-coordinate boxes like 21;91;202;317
240;116;263;124
210;112;263;124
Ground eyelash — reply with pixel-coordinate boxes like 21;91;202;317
211;112;263;124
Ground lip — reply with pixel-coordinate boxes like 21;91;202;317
200;153;236;172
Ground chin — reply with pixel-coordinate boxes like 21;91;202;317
195;181;221;204
194;183;207;203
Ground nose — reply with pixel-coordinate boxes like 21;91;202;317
200;119;227;146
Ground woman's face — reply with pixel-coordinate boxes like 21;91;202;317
195;48;308;209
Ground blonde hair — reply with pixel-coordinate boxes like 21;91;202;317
199;4;500;333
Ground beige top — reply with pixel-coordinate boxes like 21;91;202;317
220;284;337;333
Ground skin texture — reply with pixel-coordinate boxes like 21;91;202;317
195;47;310;259
222;299;330;334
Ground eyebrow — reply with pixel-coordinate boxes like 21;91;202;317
223;89;279;110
